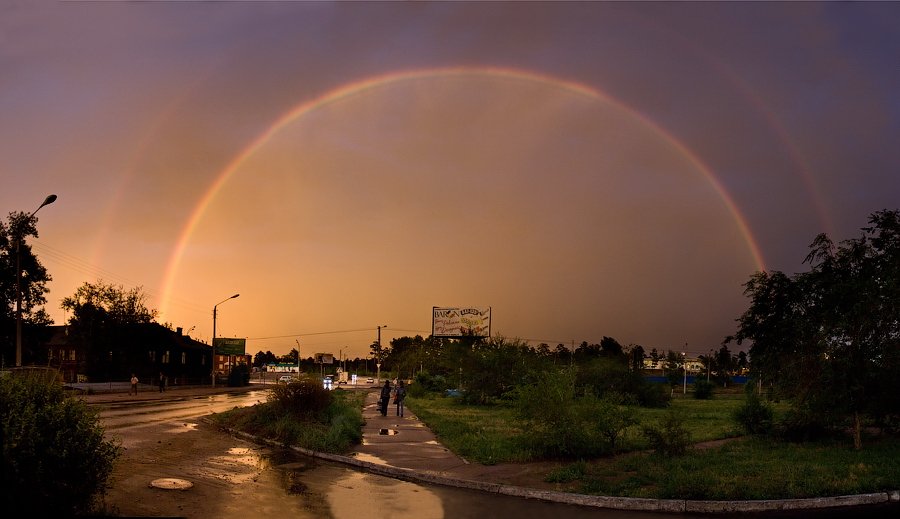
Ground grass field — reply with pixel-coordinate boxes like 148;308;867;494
406;393;900;499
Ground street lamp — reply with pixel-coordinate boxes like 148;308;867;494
376;324;387;382
682;350;687;395
15;194;57;367
211;293;239;388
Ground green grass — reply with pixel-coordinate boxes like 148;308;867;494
407;393;756;461
407;395;527;464
407;394;899;499
568;436;900;500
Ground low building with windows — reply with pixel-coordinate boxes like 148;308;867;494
44;323;213;385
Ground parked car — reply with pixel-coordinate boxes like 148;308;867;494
366;377;375;384
278;375;293;383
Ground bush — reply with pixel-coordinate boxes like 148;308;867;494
514;368;639;458
268;377;332;418
636;381;671;408
642;413;692;457
228;363;251;386
0;370;120;515
413;371;448;395
733;392;774;435
775;406;827;442
693;379;715;400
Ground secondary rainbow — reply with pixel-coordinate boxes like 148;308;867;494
158;66;767;319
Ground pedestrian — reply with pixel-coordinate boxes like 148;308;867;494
130;373;138;395
379;380;391;416
158;372;165;393
395;380;406;417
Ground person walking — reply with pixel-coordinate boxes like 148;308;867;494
158;372;165;393
379;380;391;416
395;380;406;417
130;374;138;395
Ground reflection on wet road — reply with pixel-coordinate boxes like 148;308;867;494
97;390;268;430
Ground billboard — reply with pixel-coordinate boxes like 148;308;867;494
432;306;491;338
315;353;334;364
213;337;246;355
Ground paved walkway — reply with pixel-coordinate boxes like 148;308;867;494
81;383;900;514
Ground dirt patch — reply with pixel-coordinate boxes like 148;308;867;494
100;420;312;517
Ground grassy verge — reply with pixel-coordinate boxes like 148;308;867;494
407;394;754;463
556;436;900;500
407;394;899;499
213;388;365;454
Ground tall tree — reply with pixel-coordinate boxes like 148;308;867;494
732;209;900;449
1;212;54;364
61;281;157;379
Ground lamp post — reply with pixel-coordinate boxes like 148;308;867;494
15;194;57;367
376;324;387;381
212;293;239;388
682;350;687;395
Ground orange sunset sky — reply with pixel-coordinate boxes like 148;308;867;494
3;2;899;359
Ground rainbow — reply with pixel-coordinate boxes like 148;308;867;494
158;66;767;319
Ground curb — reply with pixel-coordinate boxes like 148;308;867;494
215;423;899;513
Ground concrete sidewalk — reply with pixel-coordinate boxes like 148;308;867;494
350;389;471;474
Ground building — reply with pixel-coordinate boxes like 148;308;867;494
44;323;213;385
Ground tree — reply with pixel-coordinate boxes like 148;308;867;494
60;281;158;379
732;209;900;449
253;350;277;368
1;212;54;364
629;344;646;371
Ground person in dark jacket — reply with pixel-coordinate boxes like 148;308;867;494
395;381;406;417
379;380;391;416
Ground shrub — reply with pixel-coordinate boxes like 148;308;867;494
693;379;715;400
733;392;774;435
775;406;827;442
268;377;332;418
0;370;120;515
228;363;251;386
636;381;671;408
514;368;639;458
413;371;448;394
642;413;692;457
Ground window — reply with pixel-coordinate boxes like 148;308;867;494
163;350;170;364
181;352;186;364
149;350;156;362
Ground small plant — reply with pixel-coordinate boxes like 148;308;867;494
693;379;715;400
545;460;587;483
268;377;332;418
733;392;774;435
642;413;692;457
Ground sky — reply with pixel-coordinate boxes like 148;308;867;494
3;1;899;360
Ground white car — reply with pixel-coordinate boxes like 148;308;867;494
278;375;294;383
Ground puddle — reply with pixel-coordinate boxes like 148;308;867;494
199;445;264;484
149;477;193;490
164;422;198;434
266;449;320;496
379;428;399;435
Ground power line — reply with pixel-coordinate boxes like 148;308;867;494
32;239;208;314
